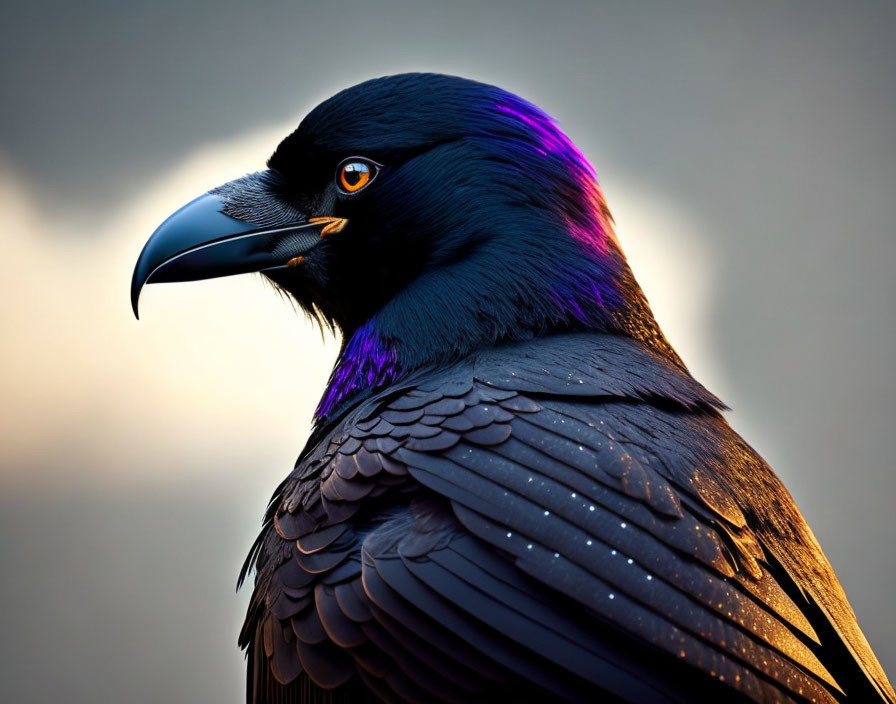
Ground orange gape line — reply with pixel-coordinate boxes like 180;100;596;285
287;256;305;268
309;217;348;237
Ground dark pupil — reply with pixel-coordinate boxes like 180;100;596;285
343;162;368;187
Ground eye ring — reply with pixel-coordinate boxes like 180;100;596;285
336;156;381;195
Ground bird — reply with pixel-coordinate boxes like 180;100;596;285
131;73;894;703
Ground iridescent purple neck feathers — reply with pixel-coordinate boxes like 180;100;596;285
316;322;400;418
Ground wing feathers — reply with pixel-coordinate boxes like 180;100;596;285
244;333;890;703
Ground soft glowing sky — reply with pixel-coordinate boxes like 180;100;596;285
1;2;894;702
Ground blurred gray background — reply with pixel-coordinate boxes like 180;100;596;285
1;1;893;701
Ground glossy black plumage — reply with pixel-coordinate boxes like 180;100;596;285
240;333;891;703
131;73;893;703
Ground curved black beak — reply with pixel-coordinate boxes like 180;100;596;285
131;193;338;318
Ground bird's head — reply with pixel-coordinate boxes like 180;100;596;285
132;73;677;418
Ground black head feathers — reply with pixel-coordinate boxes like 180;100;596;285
188;74;681;416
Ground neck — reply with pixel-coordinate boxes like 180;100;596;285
316;322;401;418
315;221;681;421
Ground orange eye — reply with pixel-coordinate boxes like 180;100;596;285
337;158;377;194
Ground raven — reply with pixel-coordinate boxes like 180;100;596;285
132;74;893;703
